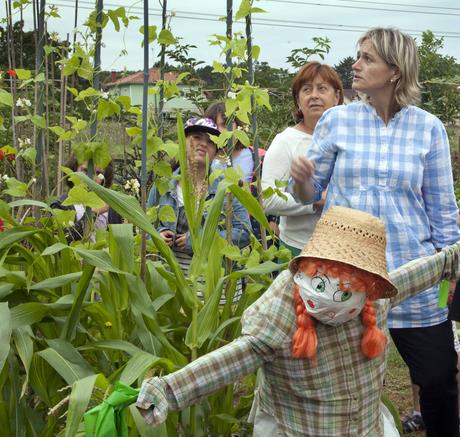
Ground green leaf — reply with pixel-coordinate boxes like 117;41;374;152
38;339;94;385
10;303;48;329
32;115;47;128
120;352;173;385
212;61;226;74
235;0;251;21
14;68;32;79
19;147;37;164
0;227;37;252
108;224;134;273
0;303;12;373
0;283;15;300
42;242;69;256
4;177;28;197
66;374;107;437
30;272;82;290
63;56;80;77
78;340;143;356
12;326;33;397
75;172;195;309
0;89;13;107
74;248;122;273
158;29;176;46
62;185;105;209
158;205;176;223
139;25;157;44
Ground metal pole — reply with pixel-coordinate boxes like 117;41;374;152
140;0;150;281
158;0;166;137
88;0;103;178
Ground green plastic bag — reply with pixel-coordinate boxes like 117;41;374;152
84;381;140;437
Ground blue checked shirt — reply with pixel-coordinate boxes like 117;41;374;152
297;101;460;328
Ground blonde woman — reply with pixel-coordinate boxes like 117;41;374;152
291;27;460;436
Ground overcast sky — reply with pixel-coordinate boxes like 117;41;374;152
3;0;460;72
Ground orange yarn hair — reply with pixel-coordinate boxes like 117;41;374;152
291;258;388;362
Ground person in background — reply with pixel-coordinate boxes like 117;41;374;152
261;61;343;257
205;102;254;183
205;101;278;244
291;27;460;437
147;117;251;300
51;155;122;240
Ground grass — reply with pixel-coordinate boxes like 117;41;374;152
384;343;426;437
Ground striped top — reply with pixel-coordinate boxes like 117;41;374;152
137;243;460;436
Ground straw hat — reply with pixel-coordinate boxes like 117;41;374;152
289;206;397;299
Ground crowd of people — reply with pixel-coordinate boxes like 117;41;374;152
73;26;460;437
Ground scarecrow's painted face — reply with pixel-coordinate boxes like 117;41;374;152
293;270;367;326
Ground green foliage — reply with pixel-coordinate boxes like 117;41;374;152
286;36;332;69
418;31;460;124
334;56;355;89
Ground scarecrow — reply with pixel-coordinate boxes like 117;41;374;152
85;206;460;436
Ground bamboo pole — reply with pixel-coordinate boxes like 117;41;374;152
245;6;267;250
5;0;20;181
35;0;47;198
56;36;69;197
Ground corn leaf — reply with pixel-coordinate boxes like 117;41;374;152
0;303;12;373
119;352;174;385
38;339;94;385
75;172;196;309
65;373;108;437
29;272;82;290
12;326;33;397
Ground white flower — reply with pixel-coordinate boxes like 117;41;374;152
97;173;105;181
31;177;37;183
18;137;31;147
49;31;60;43
2;174;9;181
124;178;140;195
227;91;237;99
16;98;32;108
101;91;109;99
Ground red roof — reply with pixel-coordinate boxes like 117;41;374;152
106;68;178;86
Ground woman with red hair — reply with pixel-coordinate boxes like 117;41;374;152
134;206;460;436
261;62;344;256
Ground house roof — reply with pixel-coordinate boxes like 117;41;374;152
106;68;179;87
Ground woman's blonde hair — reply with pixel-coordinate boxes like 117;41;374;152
358;27;421;107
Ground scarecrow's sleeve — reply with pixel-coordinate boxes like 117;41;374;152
389;242;460;308
136;271;294;426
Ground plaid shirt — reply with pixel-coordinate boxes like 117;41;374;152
137;243;460;436
302;102;460;328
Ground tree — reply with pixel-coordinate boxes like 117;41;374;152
334;56;355;89
417;31;460;124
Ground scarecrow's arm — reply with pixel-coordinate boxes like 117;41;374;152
389;242;460;308
136;335;272;426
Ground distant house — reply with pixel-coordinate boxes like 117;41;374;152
105;68;201;115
